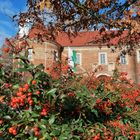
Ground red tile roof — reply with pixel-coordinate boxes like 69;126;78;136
56;31;102;47
28;27;107;47
28;23;132;47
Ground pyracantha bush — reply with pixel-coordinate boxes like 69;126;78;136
0;40;140;140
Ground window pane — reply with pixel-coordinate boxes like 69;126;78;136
100;54;105;64
28;49;33;60
54;51;58;61
120;55;126;64
76;53;80;64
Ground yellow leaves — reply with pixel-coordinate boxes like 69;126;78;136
105;83;114;91
40;2;45;11
129;9;135;15
131;20;140;34
36;0;52;10
0;96;5;103
137;10;140;16
39;137;46;140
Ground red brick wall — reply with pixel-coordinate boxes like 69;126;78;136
63;46;138;83
26;41;140;83
27;40;59;70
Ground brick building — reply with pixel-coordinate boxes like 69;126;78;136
57;31;139;83
15;22;140;83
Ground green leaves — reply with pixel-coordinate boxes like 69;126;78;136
12;84;20;89
91;109;98;117
49;115;55;125
135;134;140;140
3;115;11;120
47;88;57;97
50;129;60;136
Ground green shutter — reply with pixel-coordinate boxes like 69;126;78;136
72;50;77;72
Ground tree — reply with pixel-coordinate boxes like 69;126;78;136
14;0;140;51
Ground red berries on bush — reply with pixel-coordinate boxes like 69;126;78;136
5;83;12;88
40;108;49;116
9;127;17;135
33;126;40;136
28;92;32;96
0;120;3;125
24;84;29;90
29;100;33;105
10;93;26;108
36;90;40;95
68;92;75;97
18;84;29;93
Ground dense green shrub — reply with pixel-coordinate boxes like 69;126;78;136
0;44;140;140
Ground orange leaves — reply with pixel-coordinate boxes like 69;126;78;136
0;96;5;103
36;0;52;10
3;47;10;53
46;61;70;79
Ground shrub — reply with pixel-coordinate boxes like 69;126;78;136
0;41;140;139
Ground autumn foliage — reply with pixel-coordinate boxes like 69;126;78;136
0;0;140;139
15;0;140;51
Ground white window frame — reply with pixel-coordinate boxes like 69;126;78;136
53;50;59;61
120;54;128;65
76;53;82;65
137;49;140;63
98;52;108;65
28;48;33;60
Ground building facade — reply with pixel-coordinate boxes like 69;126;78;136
13;23;140;83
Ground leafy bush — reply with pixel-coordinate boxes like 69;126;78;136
0;43;140;140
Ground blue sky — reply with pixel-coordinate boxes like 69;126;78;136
0;0;26;47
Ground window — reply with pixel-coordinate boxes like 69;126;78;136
28;48;33;60
120;54;127;64
76;53;81;65
53;50;58;61
99;52;107;65
137;50;140;63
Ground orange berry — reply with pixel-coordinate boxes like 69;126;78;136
28;92;32;96
33;126;39;131
22;87;27;92
34;131;39;136
24;84;29;89
68;92;75;97
28;97;31;101
29;100;33;105
36;91;40;95
19;87;23;92
0;120;3;125
32;80;37;85
5;83;9;88
16;92;23;96
12;129;17;135
9;127;14;133
40;111;47;116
